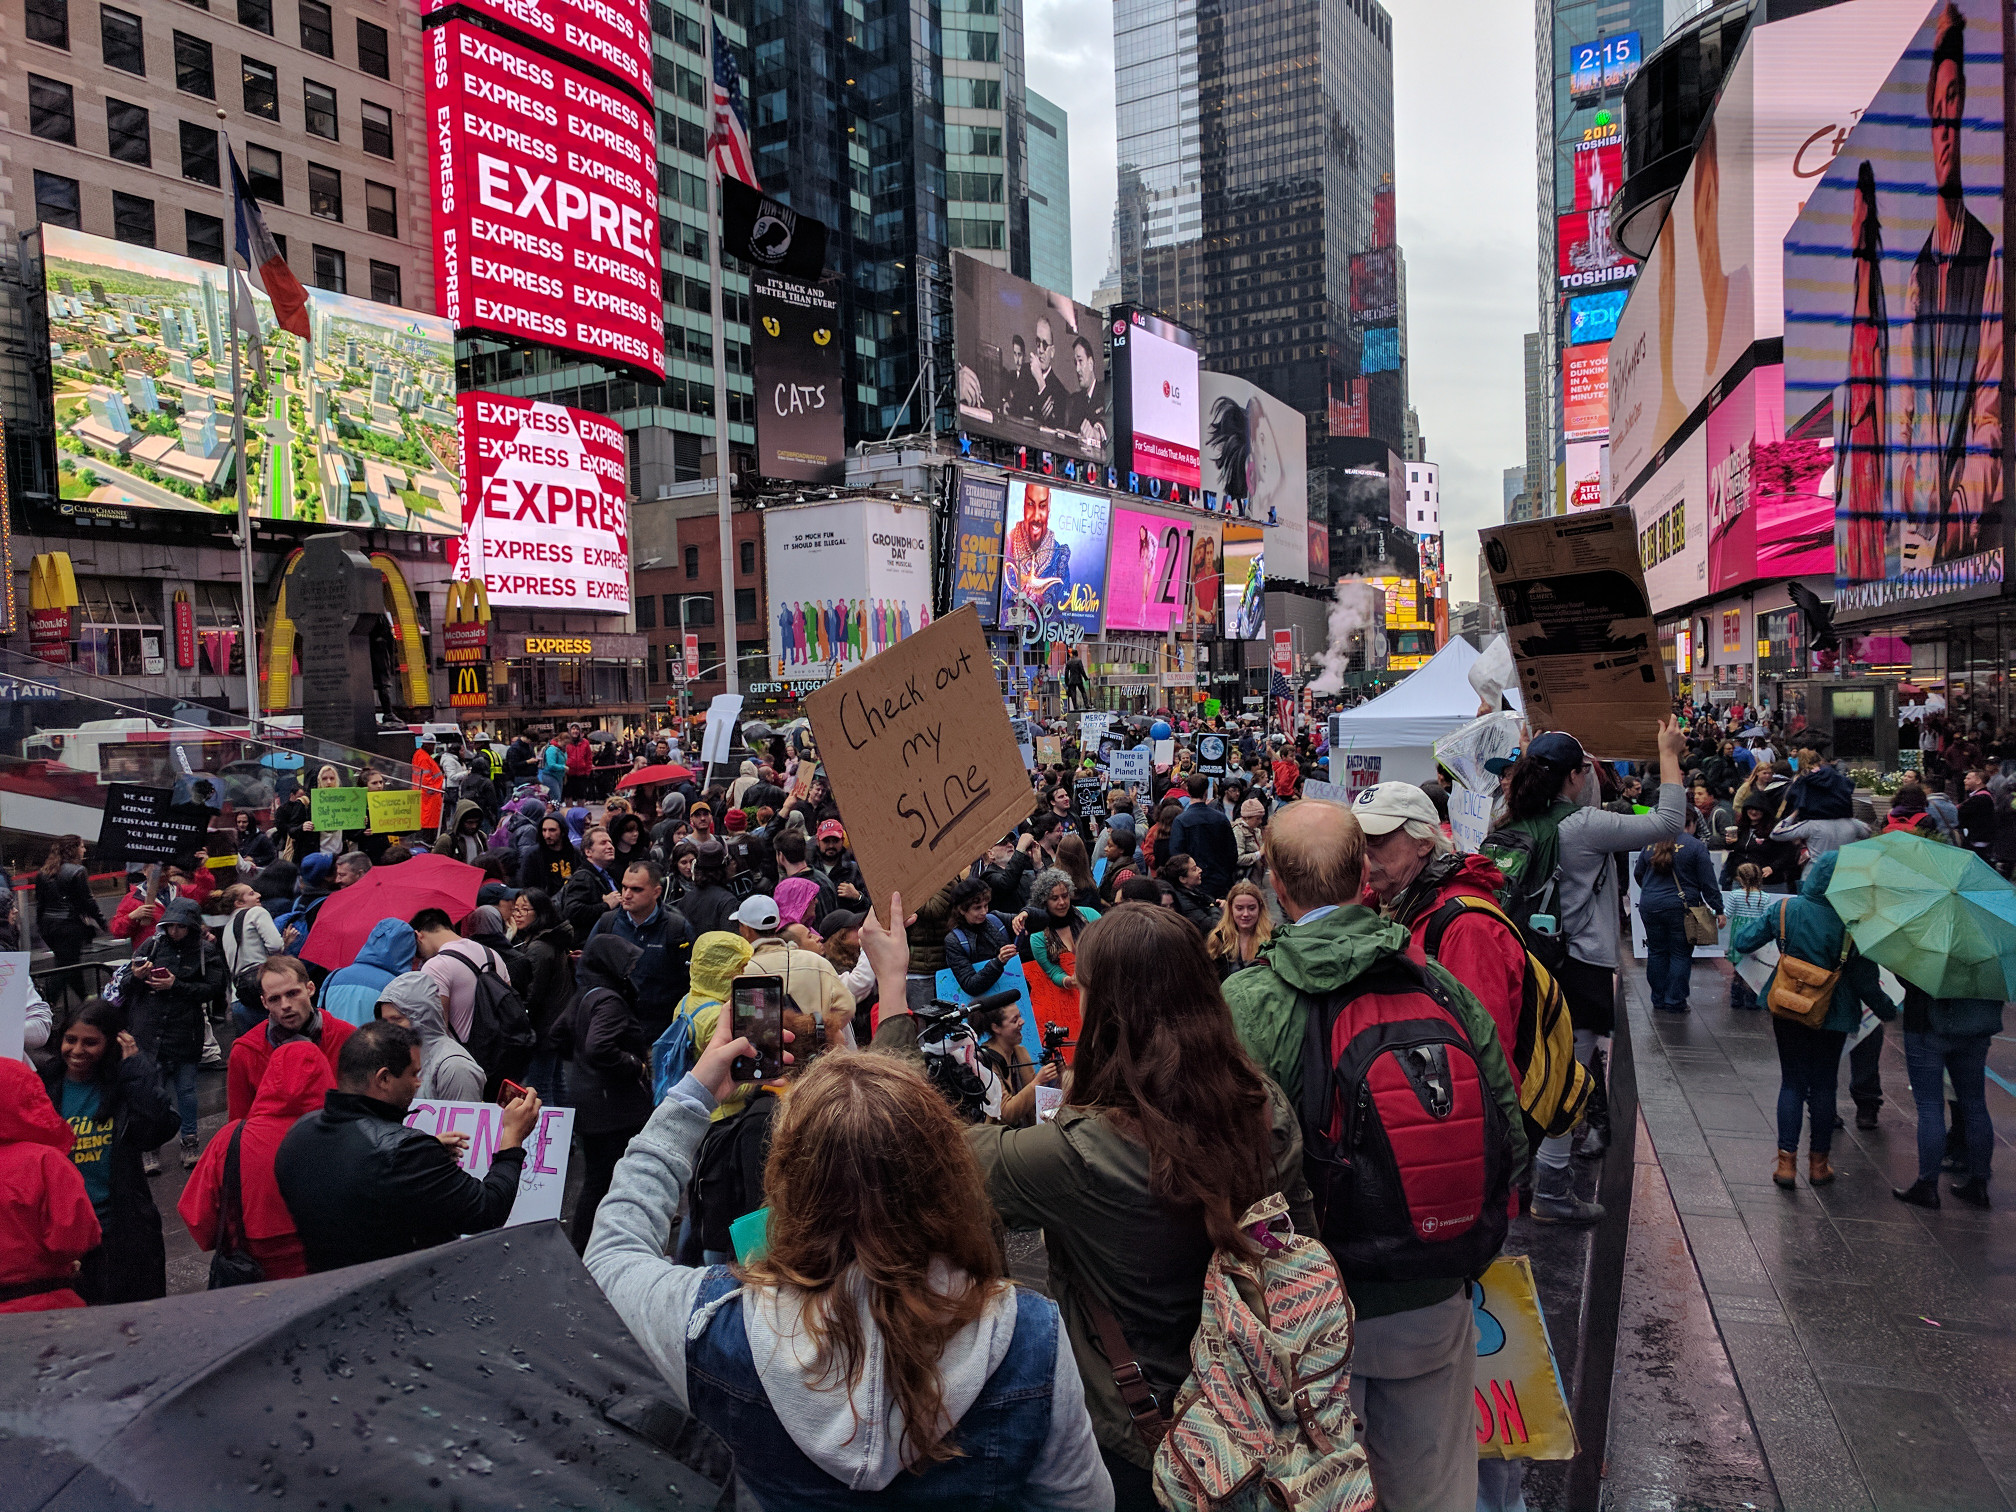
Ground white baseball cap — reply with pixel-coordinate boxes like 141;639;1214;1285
732;894;781;930
1350;781;1442;837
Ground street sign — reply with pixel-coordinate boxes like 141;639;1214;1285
1272;629;1293;675
684;633;700;680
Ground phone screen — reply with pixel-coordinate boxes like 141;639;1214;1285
730;976;786;1083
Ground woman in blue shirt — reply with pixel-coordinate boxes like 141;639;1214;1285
1634;818;1723;1014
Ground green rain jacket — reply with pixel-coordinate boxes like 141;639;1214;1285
1220;903;1528;1318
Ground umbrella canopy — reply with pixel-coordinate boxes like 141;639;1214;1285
587;729;618;743
300;852;484;970
1826;831;2016;999
617;762;696;789
0;1223;737;1509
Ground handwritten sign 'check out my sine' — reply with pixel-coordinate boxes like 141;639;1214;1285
807;604;1034;917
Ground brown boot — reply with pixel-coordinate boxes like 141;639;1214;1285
1774;1150;1798;1188
1809;1152;1835;1186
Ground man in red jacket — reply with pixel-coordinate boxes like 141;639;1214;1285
0;1058;100;1313
226;955;353;1121
1354;783;1525;1092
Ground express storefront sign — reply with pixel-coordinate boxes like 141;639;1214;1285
429;21;663;377
508;632;646;658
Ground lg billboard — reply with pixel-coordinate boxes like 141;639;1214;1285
428;21;664;378
1109;305;1202;490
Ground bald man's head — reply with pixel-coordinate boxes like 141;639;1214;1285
1265;800;1366;915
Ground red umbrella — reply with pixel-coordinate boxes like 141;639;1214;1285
617;763;696;789
299;853;484;971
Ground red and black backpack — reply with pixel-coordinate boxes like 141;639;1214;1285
1296;956;1515;1283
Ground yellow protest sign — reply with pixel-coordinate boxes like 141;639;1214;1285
310;787;368;831
367;789;424;832
1473;1254;1577;1460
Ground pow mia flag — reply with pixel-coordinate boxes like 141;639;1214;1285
722;177;829;281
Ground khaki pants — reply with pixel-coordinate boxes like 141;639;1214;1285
1348;1289;1479;1512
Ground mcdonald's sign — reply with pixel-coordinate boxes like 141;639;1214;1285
443;579;491;664
449;662;490;709
28;552;79;665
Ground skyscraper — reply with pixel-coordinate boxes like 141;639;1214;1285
1025;90;1073;297
1522;329;1545;519
1113;0;1203;327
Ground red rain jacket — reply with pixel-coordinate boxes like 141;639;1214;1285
0;1058;100;1313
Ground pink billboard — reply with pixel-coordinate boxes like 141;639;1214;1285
1106;507;1221;632
1705;365;1833;593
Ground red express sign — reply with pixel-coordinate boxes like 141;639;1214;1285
422;0;653;102
430;22;664;377
453;392;632;612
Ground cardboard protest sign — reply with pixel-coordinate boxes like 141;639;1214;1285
402;1100;576;1227
96;784;215;864
310;786;369;831
1473;1254;1577;1460
1035;735;1062;768
806;604;1034;919
0;954;32;1062
1479;507;1668;757
367;789;424;831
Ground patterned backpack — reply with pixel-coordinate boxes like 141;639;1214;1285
1152;1193;1376;1512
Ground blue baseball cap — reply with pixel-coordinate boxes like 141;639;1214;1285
1525;731;1587;774
1483;748;1521;777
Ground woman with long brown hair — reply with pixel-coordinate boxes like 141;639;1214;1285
966;901;1312;1508
584;899;1111;1509
33;834;103;1010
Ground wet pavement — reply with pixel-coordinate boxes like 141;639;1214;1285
1627;953;2016;1512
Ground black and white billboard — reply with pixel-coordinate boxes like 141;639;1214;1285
752;272;845;484
952;253;1109;467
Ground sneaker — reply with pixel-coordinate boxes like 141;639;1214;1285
143;1149;161;1178
180;1135;200;1170
1531;1190;1606;1225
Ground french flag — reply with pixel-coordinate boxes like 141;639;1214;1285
230;146;309;338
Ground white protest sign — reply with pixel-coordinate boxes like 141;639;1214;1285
403;1100;576;1226
703;693;745;765
1301;778;1349;804
1080;713;1112;748
0;953;31;1061
1153;738;1175;766
1451;788;1495;853
1109;746;1151;785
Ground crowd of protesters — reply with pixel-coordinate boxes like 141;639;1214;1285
1;694;2001;1510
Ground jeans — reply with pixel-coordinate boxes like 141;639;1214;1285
522;1051;568;1108
1773;1016;1847;1155
1640;907;1694;1010
538;771;563;802
42;920;95;1009
162;1058;199;1141
1904;1030;1994;1183
1848;1020;1885;1111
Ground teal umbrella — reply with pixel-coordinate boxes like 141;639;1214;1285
1825;831;2016;1000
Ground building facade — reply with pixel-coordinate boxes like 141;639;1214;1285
1024;88;1072;297
1112;0;1202;328
1404;460;1438;533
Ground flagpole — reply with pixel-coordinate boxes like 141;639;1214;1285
221;118;262;736
704;22;738;697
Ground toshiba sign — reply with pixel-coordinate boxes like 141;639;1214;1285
452;392;633;612
429;21;664;378
422;0;653;103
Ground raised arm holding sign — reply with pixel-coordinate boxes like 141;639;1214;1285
806;605;1035;922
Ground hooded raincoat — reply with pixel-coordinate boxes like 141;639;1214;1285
0;1058;99;1313
1731;851;1894;1034
557;936;651;1136
320;918;418;1027
381;970;486;1101
178;1041;334;1279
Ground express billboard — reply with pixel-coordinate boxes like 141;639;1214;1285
751;272;844;483
765;498;933;683
44;225;459;535
422;0;653;102
952;254;1109;466
1110;305;1202;489
428;21;663;378
1199;371;1310;582
451;393;628;612
1106;506;1222;634
1785;0;2006;620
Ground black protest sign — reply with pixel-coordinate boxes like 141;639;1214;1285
722;176;829;280
1195;732;1229;777
1074;776;1107;824
97;783;214;864
752;273;844;483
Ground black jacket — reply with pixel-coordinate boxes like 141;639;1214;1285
1168;878;1219;933
680;881;741;940
1959;789;1997;857
691;1091;782;1253
34;861;105;936
516;922;576;1043
126;928;227;1066
558;860;620;942
815;852;865;899
273;1090;526;1273
945;913;1017;996
41;1051;180;1305
981;850;1035;914
1168;802;1240;897
553;936;651;1136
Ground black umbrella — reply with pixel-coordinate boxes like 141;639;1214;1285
0;1222;741;1510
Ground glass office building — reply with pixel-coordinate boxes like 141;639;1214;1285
1025;89;1073;297
1113;0;1204;326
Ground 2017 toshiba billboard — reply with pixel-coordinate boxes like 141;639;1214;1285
453;393;630;612
429;21;664;378
423;0;653;103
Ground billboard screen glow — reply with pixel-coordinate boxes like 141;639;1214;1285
997;479;1110;640
1106;506;1222;633
1113;306;1202;489
452;393;629;611
428;21;664;377
1199;372;1309;582
953;254;1109;465
1564;341;1610;440
1222;527;1265;639
1567;289;1629;345
1556;208;1636;295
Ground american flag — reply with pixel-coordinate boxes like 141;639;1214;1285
1271;668;1296;737
707;23;760;189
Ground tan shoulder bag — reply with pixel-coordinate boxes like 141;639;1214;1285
1766;898;1852;1029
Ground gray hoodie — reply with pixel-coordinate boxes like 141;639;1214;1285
585;1077;1113;1508
1557;778;1684;970
380;970;485;1102
1772;814;1871;859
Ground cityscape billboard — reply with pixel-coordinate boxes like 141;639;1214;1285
428;21;664;378
451;393;628;612
997;478;1110;641
421;0;653;103
952;255;1109;465
1564;341;1610;440
1105;506;1222;633
1110;305;1202;489
950;469;1009;620
1570;32;1641;101
1199;371;1309;582
44;226;458;535
764;498;933;683
751;272;844;483
1785;0;2006;619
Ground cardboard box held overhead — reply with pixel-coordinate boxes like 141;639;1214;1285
1479;506;1670;758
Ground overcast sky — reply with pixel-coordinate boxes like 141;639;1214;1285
1023;0;1536;609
